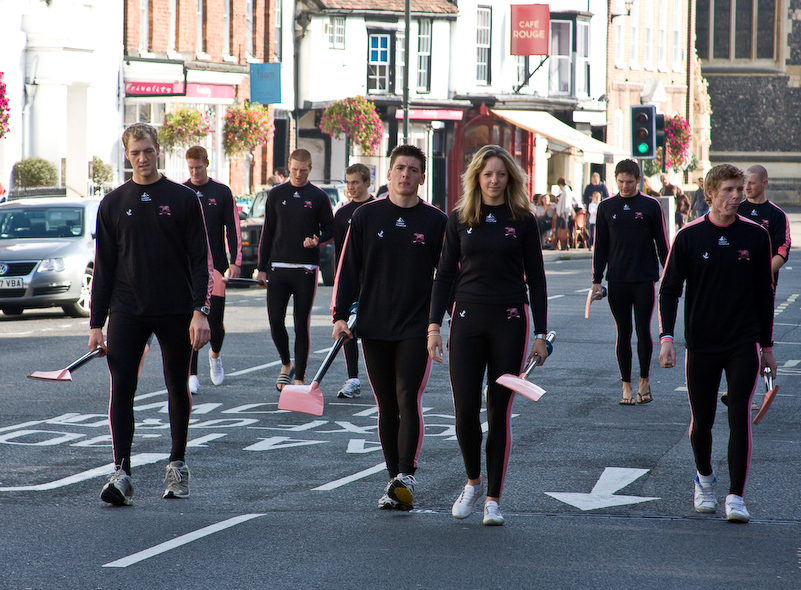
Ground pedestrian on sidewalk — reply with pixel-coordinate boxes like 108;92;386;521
427;145;548;526
591;159;669;405
256;149;334;392
90;123;213;506
332;145;447;511
332;163;374;399
184;145;242;394
659;163;775;523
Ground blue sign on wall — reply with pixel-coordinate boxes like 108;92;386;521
249;63;281;105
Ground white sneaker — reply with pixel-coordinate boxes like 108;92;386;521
725;494;750;523
337;378;361;398
100;469;134;506
209;351;224;385
188;375;199;394
452;481;484;519
693;475;718;513
483;500;505;526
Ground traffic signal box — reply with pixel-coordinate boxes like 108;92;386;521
630;105;657;159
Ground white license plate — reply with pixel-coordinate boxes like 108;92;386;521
0;278;24;289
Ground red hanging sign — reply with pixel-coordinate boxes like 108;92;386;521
510;5;550;56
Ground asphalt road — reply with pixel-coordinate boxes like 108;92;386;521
1;246;800;589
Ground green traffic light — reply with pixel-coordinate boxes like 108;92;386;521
637;143;649;154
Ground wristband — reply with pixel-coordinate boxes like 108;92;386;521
660;336;674;344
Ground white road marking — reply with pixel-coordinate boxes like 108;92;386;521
227;360;282;376
547;294;565;300
0;453;168;491
783;360;799;367
312;462;387;491
346;439;383;454
102;514;266;568
545;467;660;510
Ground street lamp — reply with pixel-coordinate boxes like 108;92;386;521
610;1;634;23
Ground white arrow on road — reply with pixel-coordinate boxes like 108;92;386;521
545;467;660;510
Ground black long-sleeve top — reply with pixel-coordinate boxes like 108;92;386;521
185;178;242;273
90;176;213;328
429;205;547;334
658;215;774;352
592;192;669;284
257;181;334;271
333;196;374;262
333;197;447;340
737;199;791;284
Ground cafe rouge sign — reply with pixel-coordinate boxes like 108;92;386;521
510;4;550;56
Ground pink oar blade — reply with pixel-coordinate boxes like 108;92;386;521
278;381;325;416
28;369;72;381
753;384;778;425
495;373;546;402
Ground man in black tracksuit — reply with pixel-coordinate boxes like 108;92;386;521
90;123;212;506
256;149;334;391
332;145;446;511
184;145;242;393
659;164;775;523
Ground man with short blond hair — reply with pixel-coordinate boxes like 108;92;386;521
257;149;334;391
659;163;775;523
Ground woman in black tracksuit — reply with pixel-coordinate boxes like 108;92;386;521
427;145;549;526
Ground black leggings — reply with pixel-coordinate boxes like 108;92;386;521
448;301;528;498
106;312;193;475
266;267;318;381
190;294;225;375
607;280;655;382
686;343;759;496
361;337;431;478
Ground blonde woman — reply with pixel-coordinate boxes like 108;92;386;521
427;145;549;525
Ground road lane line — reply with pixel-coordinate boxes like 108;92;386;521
227;360;282;376
547;294;565;300
312;462;387;491
102;513;266;568
0;453;168;491
0;420;46;433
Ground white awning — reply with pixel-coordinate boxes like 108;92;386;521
491;109;624;164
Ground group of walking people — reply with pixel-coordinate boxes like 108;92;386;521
90;121;786;526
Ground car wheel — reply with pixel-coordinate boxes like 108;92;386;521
1;306;24;316
63;267;93;318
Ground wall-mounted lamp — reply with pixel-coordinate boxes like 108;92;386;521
610;1;634;23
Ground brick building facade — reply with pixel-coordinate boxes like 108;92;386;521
122;0;277;195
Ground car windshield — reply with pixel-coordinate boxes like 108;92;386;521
250;192;267;218
0;207;85;239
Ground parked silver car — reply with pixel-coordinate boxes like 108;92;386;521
0;197;100;317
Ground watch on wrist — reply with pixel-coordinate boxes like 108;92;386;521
195;305;210;316
534;333;547;340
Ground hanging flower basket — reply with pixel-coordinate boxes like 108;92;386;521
0;72;10;139
642;115;694;175
158;104;212;151
319;96;384;156
222;101;274;159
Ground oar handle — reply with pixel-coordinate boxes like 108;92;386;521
521;331;556;378
311;304;358;384
66;347;103;372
